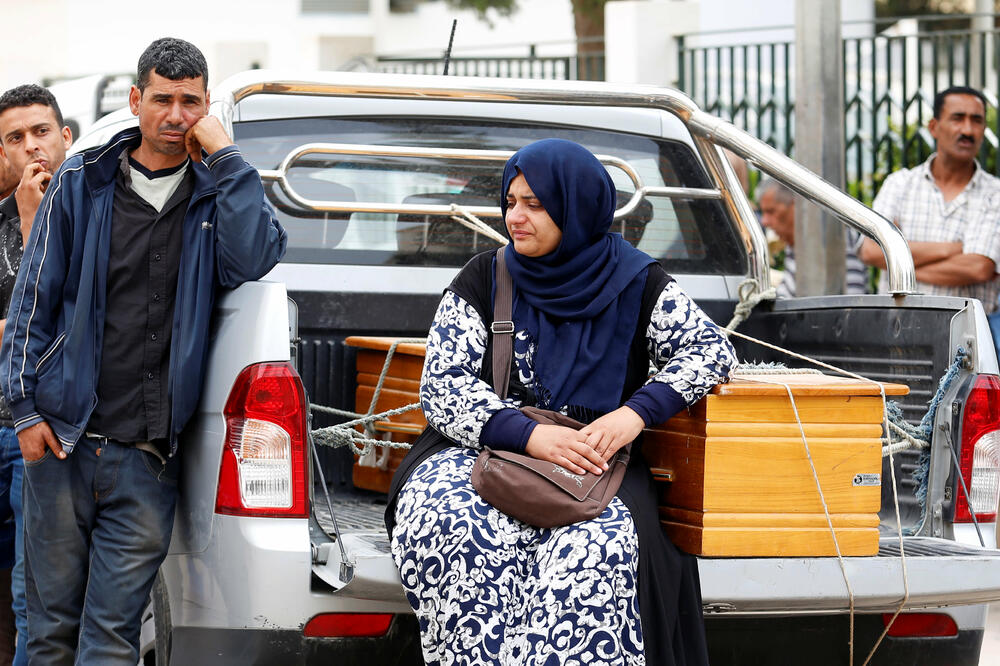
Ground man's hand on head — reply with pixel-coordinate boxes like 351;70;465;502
184;116;234;163
16;420;65;463
14;162;52;243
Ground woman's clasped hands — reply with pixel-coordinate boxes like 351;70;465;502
523;406;644;476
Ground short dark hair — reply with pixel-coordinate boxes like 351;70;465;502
137;37;208;92
933;86;988;119
756;178;794;205
0;84;65;129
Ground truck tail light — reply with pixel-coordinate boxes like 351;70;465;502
303;613;394;638
954;374;1000;523
881;612;958;638
216;362;309;518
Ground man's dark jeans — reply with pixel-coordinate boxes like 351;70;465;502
22;436;178;665
0;426;26;664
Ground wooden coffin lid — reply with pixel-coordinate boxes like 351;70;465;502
715;372;909;397
345;336;428;357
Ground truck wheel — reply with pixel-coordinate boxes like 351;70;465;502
139;570;172;665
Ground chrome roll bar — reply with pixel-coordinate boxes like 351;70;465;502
209;70;916;295
257;142;722;219
686;112;916;295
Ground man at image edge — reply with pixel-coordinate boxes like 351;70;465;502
0;38;286;664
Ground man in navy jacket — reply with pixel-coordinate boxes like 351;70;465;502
0;38;286;664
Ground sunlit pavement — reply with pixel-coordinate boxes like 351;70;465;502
981;604;1000;665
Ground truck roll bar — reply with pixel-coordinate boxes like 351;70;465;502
258;142;722;220
209;71;916;296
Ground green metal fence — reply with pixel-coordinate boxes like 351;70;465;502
677;15;1000;203
376;39;605;82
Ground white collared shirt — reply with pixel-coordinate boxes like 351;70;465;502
872;154;1000;312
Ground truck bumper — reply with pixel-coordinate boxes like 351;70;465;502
705;613;983;665
169;614;423;665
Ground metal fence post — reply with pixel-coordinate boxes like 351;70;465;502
678;35;686;91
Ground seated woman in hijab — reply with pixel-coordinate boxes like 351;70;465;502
386;139;736;666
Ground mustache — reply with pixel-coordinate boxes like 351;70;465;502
958;134;976;143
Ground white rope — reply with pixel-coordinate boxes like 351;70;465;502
362;338;426;432
728;329;930;457
882;421;930;456
449;203;509;246
311;338;427;456
748;375;858;665
724;327;874;380
724;325;912;665
725;278;777;331
312;401;423;431
863;394;911;666
311;402;423;455
734;366;822;376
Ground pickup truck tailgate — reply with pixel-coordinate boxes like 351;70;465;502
312;498;408;604
313;499;1000;612
698;537;1000;612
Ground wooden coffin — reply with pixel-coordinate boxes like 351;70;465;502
344;336;427;493
646;373;909;557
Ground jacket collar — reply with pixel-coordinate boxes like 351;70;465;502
84;126;217;201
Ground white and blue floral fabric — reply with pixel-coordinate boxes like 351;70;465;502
393;447;644;666
392;279;736;665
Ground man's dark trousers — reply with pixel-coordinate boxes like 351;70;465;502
22;437;178;664
0;426;25;665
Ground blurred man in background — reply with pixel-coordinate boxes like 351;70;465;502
0;83;73;666
758;178;868;297
0;154;15;201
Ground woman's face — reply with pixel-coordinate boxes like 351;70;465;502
504;173;562;257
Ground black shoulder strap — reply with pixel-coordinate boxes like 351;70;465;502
491;247;515;399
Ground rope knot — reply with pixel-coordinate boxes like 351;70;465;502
726;278;777;331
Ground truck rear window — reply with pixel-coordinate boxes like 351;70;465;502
234;117;747;275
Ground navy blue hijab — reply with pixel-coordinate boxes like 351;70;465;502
500;139;654;414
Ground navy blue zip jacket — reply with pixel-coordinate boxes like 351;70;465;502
0;127;287;454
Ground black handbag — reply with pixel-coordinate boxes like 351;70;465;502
469;247;631;528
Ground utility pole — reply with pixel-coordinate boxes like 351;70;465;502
794;0;846;296
970;0;994;91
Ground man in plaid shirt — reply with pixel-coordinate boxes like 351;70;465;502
859;86;1000;313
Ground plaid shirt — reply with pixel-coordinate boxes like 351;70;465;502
872;155;1000;312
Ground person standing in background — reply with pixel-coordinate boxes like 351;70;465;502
0;84;73;666
859;86;1000;308
0;153;16;200
757;178;868;297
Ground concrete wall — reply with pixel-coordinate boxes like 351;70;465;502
605;1;700;88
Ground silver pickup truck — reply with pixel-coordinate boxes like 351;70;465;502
76;71;1000;665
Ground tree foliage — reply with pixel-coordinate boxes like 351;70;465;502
443;0;517;23
876;0;998;18
443;0;610;46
